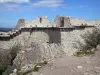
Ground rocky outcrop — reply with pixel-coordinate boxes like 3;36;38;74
0;48;11;69
13;42;64;70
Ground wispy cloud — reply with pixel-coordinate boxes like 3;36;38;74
0;0;29;3
0;0;65;11
31;0;64;8
62;5;87;9
0;3;19;11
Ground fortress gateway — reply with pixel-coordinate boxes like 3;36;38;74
0;15;98;55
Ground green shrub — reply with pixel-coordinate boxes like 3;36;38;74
81;27;100;50
0;69;5;75
74;27;100;57
33;61;48;72
74;50;94;57
33;64;40;72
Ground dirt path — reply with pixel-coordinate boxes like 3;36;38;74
27;50;100;75
38;55;100;75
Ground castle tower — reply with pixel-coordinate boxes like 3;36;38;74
38;16;49;24
15;19;25;30
64;17;71;27
32;16;51;27
54;15;63;27
54;15;71;27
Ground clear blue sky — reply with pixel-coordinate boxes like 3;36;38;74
0;0;100;28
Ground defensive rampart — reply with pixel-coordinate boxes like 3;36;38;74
0;26;94;41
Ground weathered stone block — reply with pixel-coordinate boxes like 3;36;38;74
15;19;25;30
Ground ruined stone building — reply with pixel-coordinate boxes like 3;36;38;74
0;15;98;55
0;15;100;69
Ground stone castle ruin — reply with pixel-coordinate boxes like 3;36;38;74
0;15;99;52
0;15;100;69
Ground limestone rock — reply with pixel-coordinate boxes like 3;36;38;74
77;66;83;69
83;73;90;75
0;48;11;69
96;45;100;50
9;69;17;75
91;48;95;53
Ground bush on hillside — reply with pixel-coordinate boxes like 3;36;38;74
75;27;100;56
81;27;100;50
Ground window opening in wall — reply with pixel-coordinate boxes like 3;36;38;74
47;42;54;43
35;25;37;27
40;17;42;23
61;17;64;27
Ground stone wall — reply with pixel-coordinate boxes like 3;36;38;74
54;15;62;27
61;27;93;55
25;16;52;27
0;26;94;69
54;15;71;27
0;27;94;54
14;16;100;29
64;17;71;27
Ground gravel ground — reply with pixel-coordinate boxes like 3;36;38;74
37;50;100;75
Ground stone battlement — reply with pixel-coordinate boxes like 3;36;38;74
13;15;100;30
0;26;94;41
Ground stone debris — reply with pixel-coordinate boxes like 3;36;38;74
86;61;90;63
83;73;90;75
9;69;17;75
94;66;100;69
77;66;83;69
13;68;17;73
36;65;42;68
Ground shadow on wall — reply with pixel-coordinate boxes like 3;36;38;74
46;29;61;44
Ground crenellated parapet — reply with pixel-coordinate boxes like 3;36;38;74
12;15;100;30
